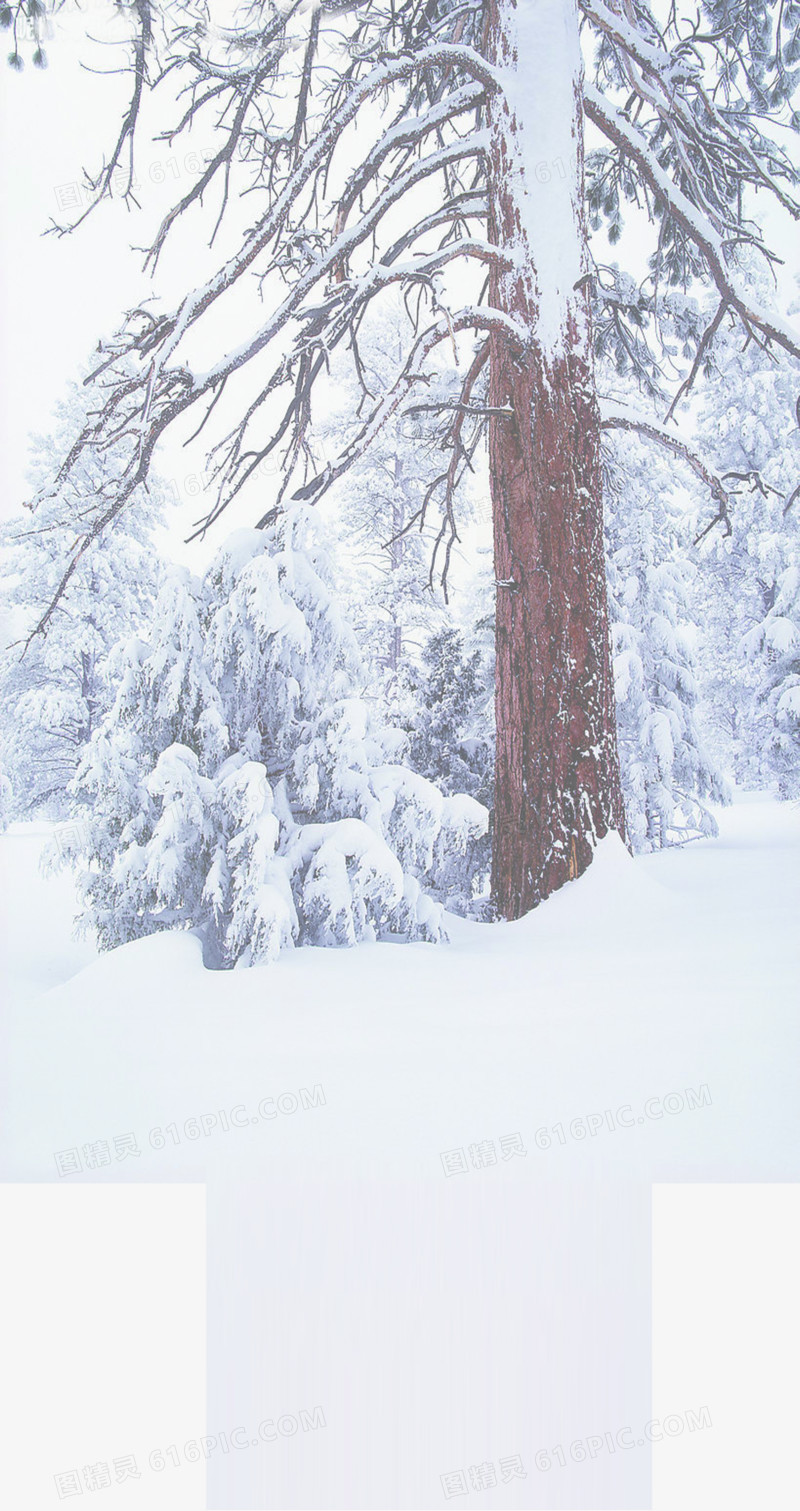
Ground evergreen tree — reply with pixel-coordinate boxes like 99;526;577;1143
693;296;800;790
321;305;457;683
743;564;800;797
62;510;488;964
604;432;728;850
0;363;168;815
397;625;494;911
403;627;493;809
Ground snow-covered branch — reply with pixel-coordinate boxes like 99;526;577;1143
599;399;730;516
584;84;800;363
289;305;526;508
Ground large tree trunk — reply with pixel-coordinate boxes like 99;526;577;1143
486;0;626;918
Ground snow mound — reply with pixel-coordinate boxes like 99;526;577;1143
2;797;797;1192
497;831;680;945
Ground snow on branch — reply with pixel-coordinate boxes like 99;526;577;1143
584;84;800;364
582;0;800;227
580;0;701;90
599;399;731;530
193;133;490;393
287;306;526;506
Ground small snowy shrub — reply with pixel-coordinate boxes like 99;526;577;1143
395;626;493;910
66;510;488;965
402;628;494;809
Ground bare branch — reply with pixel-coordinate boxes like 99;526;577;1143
48;0;153;234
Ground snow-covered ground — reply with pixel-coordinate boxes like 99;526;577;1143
0;821;96;1010
2;792;798;1189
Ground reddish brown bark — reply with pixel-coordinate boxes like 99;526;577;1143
486;0;626;919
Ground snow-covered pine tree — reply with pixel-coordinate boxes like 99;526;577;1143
743;564;800;797
403;627;493;808
316;304;492;828
393;625;494;912
0;758;12;832
66;510;488;965
26;0;800;921
604;428;728;850
693;295;800;792
0;363;168;815
421;411;730;858
393;440;728;861
63;560;228;950
322;328;435;682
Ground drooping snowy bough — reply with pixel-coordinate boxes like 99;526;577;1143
63;512;488;965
